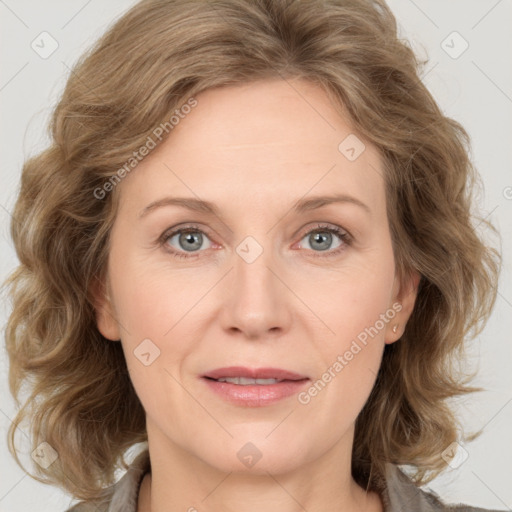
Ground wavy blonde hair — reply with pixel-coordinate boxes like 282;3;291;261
3;0;500;504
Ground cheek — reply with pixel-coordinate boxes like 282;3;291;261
316;259;395;346
109;247;199;341
303;258;395;404
297;295;391;431
110;262;197;417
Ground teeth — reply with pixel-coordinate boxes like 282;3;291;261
216;377;282;385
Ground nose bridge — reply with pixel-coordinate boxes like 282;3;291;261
221;233;291;338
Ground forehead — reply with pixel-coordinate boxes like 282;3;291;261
117;78;385;217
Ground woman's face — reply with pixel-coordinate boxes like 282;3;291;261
96;78;418;475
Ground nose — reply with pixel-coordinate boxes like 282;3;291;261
218;238;292;340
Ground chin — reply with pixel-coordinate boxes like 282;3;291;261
194;435;310;476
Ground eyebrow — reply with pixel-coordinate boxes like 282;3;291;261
138;193;371;219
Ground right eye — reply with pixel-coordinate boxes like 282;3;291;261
160;225;214;259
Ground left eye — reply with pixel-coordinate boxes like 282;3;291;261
297;225;347;253
160;223;350;259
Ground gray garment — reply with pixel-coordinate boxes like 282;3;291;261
65;448;504;512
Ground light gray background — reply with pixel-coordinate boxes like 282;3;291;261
1;1;511;510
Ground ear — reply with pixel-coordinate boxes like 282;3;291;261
90;275;121;341
384;270;421;344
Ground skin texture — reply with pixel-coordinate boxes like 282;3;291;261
94;78;419;512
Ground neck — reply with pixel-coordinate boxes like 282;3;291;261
137;422;383;512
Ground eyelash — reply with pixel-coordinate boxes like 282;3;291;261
158;223;352;260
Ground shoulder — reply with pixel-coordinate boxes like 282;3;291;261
382;463;505;512
63;448;151;512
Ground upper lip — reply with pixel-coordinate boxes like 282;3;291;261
202;366;308;381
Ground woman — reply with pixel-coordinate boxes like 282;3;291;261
4;0;503;510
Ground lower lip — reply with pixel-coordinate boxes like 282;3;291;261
202;377;310;407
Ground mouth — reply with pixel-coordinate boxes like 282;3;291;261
201;367;310;407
